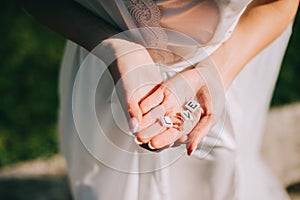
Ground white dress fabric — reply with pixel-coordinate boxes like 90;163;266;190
58;0;293;199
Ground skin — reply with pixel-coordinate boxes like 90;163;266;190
136;0;299;155
20;0;299;155
186;0;299;154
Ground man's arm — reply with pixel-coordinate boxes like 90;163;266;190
20;0;121;51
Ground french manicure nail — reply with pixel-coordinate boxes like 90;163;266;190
129;117;139;133
187;145;195;156
134;137;143;145
189;148;196;156
148;141;156;150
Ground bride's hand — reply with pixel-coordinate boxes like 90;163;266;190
99;38;163;131
134;68;213;154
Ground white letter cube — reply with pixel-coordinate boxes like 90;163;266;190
185;100;200;113
181;110;193;121
160;116;173;128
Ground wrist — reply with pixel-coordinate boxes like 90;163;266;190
94;38;152;74
180;68;206;95
102;38;145;55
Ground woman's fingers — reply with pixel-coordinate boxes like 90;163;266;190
138;105;166;130
128;83;161;132
128;100;142;121
135;121;165;144
184;84;213;155
135;109;185;146
149;111;199;149
186;114;212;156
196;85;211;115
139;83;180;116
172;134;190;147
133;75;211;151
137;92;204;149
149;128;179;149
139;87;164;114
176;135;189;144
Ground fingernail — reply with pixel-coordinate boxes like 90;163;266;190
190;148;196;156
134;137;143;145
129;117;139;133
148;141;156;150
187;145;195;156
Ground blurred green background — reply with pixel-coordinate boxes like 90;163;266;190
0;1;299;167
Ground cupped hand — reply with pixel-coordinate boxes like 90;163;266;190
133;68;213;155
100;38;163;131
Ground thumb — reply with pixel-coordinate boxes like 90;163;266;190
186;115;212;155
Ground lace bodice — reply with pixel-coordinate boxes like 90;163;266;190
124;0;168;49
74;0;251;67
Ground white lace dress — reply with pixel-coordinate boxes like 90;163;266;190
58;0;293;199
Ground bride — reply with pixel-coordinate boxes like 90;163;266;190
21;0;298;199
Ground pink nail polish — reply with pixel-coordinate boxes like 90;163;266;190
187;145;195;156
129;117;139;133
